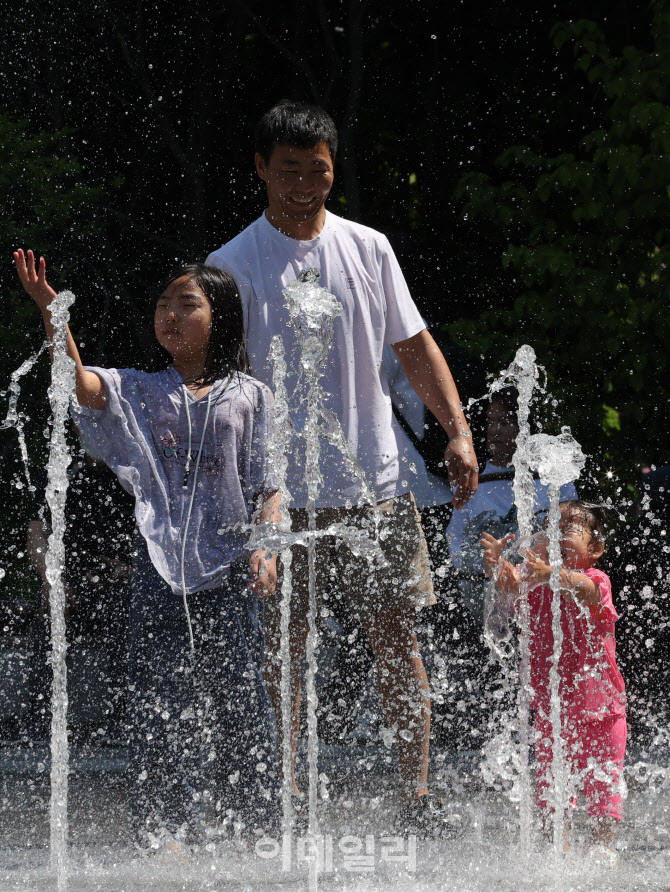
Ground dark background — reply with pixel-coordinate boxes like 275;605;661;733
0;0;667;600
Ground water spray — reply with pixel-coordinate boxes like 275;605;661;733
43;291;76;892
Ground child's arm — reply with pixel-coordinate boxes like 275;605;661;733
249;489;280;598
481;531;522;612
14;249;106;410
524;551;601;606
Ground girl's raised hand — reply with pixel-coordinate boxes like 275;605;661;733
14;249;58;315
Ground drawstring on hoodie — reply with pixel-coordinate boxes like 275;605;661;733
180;386;213;653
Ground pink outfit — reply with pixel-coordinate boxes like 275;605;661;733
528;568;627;820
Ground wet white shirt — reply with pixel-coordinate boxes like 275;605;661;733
72;366;275;593
206;210;425;508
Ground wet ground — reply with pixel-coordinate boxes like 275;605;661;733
1;741;669;892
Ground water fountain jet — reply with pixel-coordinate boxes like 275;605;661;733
43;290;77;892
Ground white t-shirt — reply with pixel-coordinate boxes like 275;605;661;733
382;344;452;508
445;462;578;572
206;210;425;508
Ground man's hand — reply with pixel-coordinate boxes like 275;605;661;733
14;249;58;316
249;549;278;598
444;435;479;509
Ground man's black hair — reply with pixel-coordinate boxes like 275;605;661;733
147;263;250;389
255;100;338;163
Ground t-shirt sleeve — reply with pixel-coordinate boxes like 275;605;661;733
376;235;426;345
584;568;618;624
249;383;278;497
70;367;144;492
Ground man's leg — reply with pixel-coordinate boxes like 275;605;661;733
359;607;430;801
342;494;434;803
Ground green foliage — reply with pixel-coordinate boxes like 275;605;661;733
0;113;102;601
0;114;102;361
452;3;670;489
0;115;100;248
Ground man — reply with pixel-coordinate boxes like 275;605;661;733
206;100;478;833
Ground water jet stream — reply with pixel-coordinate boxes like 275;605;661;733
43;291;76;892
1;340;48;487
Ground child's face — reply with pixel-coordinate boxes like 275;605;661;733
154;276;213;363
536;506;603;571
558;514;599;570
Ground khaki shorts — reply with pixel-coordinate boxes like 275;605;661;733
272;492;435;620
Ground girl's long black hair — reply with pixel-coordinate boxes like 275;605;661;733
147;262;250;388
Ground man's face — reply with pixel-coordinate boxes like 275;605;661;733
255;141;334;227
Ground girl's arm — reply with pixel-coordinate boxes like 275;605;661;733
14;250;106;410
249;489;280;598
482;532;522;605
524;551;601;606
557;568;601;606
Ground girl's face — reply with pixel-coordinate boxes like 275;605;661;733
558;513;602;570
535;507;604;570
154;276;213;363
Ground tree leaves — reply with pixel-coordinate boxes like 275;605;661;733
453;6;670;488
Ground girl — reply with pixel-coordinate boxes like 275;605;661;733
15;249;281;852
482;500;626;863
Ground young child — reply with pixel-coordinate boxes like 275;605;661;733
15;249;281;851
482;500;626;862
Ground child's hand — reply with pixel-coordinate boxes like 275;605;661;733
524;549;552;585
497;559;521;597
481;531;515;578
14;249;58;315
249;549;277;598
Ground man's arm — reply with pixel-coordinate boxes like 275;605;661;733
393;328;478;509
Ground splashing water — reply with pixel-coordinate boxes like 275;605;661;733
1;341;48;487
527;430;585;870
251;269;385;892
1;322;669;890
266;334;296;843
282;270;381;519
43;291;77;892
483;345;544;855
526;430;586;489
